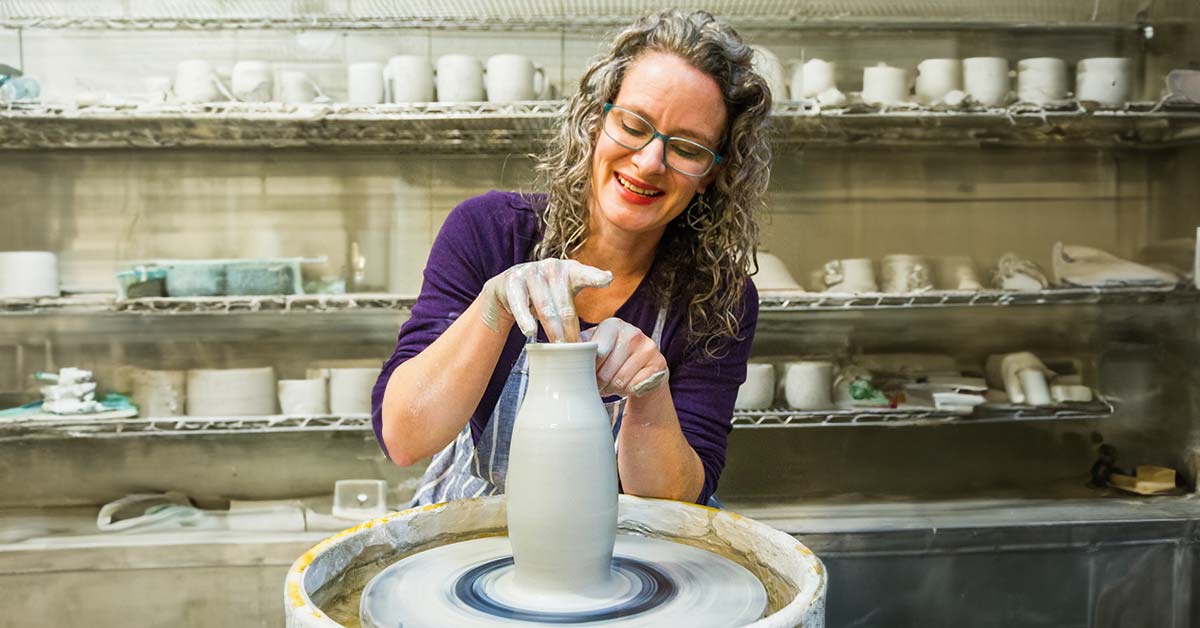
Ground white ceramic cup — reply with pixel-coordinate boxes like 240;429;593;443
174;59;232;104
862;63;908;105
347;62;385;104
231;60;273;102
1017;57;1068;104
328;367;378;415
963;57;1010;107
734;363;776;410
751;46;788;103
822;258;877;293
142;76;173;103
1076;57;1133;107
880;254;933;293
915;58;962;104
934;256;983;291
278;379;330;415
186;367;276;416
783;361;835;410
385;55;435;102
279;71;323;103
485;54;546;102
436;54;485;102
0;251;59;298
790;58;836;100
754;252;803;291
129;369;186;417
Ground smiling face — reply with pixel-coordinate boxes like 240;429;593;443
589;52;727;240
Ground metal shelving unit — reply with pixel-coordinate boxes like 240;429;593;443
0;413;372;441
2;102;1199;151
3;285;1194;317
0;0;1169;32
732;398;1116;428
0;397;1116;440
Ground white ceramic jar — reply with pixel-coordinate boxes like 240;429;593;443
0;251;59;298
1076;57;1133;107
506;342;619;597
1017;57;1068;104
963;57;1010;107
862;63;908;105
915;58;962;104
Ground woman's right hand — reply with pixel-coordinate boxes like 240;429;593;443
479;259;613;342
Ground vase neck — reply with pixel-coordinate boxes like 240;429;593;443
525;343;599;390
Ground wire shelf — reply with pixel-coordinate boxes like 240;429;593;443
0;0;1164;31
3;102;1199;151
757;285;1198;312
732;398;1116;428
0;413;372;440
0;398;1115;441
3;286;1195;317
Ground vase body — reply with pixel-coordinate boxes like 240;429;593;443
506;342;618;594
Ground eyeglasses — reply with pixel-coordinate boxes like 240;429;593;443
602;103;722;177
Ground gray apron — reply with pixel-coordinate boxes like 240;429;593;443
410;308;668;507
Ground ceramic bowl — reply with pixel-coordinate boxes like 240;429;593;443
734;363;776;410
0;251;59;298
754;252;804;291
186;367;276;416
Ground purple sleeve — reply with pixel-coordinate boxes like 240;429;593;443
370;192;515;460
669;279;758;504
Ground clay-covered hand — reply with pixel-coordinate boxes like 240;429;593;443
581;317;669;398
480;259;612;342
999;351;1055;404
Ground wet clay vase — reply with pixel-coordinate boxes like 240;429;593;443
505;342;620;597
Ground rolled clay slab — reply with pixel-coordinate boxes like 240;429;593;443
186;367;276;416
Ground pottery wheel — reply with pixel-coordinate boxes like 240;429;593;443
359;535;767;627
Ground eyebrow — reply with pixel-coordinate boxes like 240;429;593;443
618;103;721;148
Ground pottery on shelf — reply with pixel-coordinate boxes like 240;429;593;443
1051;242;1179;287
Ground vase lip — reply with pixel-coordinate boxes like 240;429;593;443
525;341;598;353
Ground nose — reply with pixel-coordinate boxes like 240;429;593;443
631;136;667;176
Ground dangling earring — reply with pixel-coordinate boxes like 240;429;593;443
687;193;711;231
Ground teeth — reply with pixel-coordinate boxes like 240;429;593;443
616;173;661;197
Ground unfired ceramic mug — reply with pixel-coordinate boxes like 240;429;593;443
231;60;273;102
1017;57;1068;104
862;63;908;105
880;254;932;293
783;361;835;410
385;55;435;102
1076;57;1132;107
278;378;329;415
734;363;776;410
436;54;485;102
963;57;1010;107
279;71;324;103
790;59;836;100
822;258;877;293
328;368;378;414
485;54;546;102
347;62;385;104
915;58;962;104
174;60;232;103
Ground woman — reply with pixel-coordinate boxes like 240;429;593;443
372;9;772;507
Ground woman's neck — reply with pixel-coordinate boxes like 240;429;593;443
573;213;661;279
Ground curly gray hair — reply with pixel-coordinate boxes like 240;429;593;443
530;9;772;358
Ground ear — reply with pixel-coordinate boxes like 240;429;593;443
697;171;718;194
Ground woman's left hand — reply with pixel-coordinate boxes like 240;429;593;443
583;318;669;398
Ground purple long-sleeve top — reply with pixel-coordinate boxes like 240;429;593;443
371;190;758;504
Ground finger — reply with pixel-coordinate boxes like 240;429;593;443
608;348;656;397
547;263;581;343
630;367;669;397
566;261;614;293
592;318;623;370
597;326;642;392
504;271;537;337
527;272;565;342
